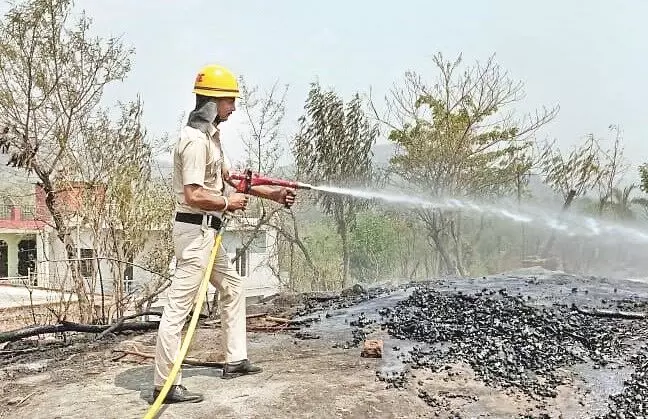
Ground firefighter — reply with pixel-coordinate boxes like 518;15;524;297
152;64;296;404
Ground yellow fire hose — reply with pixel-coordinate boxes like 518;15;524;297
143;220;227;419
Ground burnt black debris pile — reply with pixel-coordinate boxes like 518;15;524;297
296;285;393;317
376;369;409;389
254;284;393;321
331;312;378;349
380;285;641;398
596;346;648;418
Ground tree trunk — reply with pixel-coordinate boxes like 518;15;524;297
541;189;577;259
64;243;90;321
268;222;319;287
398;228;412;279
97;261;106;324
516;170;527;265
107;228;127;320
339;222;350;288
430;230;455;275
39;178;91;322
0;320;159;344
450;214;466;276
520;224;526;265
289;242;295;291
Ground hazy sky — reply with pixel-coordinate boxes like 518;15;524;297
26;1;648;181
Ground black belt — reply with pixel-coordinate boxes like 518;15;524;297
175;212;222;230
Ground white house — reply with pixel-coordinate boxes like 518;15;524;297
0;204;44;286
0;181;282;314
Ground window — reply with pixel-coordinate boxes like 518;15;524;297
235;247;248;277
124;276;134;294
17;239;36;276
0;240;7;278
123;255;134;294
79;248;95;278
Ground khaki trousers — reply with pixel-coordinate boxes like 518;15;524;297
153;219;246;387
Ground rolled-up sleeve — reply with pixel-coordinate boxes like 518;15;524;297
180;140;206;186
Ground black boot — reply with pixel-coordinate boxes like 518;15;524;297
150;385;204;404
222;359;262;379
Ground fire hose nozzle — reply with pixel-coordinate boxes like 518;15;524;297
230;169;314;193
295;182;313;190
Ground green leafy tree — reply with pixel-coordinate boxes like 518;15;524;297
637;161;648;202
632;162;648;222
539;135;609;210
609;185;637;220
538;135;610;258
376;52;556;275
594;125;629;215
349;212;399;282
293;82;379;287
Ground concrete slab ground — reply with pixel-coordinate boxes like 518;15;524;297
0;284;76;309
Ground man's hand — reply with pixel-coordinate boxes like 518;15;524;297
227;193;249;211
273;187;297;208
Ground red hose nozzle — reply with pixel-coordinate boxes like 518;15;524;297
230;169;313;193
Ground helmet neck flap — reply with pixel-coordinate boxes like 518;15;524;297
187;95;220;135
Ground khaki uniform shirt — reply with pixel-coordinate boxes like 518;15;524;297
172;124;231;216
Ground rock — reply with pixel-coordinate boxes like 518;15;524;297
4;359;52;374
15;372;51;385
361;339;383;358
376;369;407;388
349;312;374;328
341;284;366;297
294;331;320;340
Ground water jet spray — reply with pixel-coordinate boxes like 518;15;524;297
228;171;648;245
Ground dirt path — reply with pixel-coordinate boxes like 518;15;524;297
0;326;614;419
0;330;434;419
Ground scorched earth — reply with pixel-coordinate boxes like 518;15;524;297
1;267;648;418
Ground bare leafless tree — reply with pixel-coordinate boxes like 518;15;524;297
0;0;171;323
231;78;321;291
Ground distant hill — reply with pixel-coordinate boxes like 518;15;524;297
152;141;397;180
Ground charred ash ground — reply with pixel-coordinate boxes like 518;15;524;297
292;270;648;418
598;346;648;418
381;288;632;394
375;278;648;417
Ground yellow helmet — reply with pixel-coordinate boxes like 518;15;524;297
192;64;240;98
